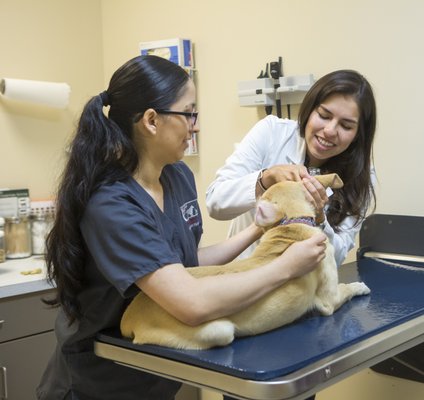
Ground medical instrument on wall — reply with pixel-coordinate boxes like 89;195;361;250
237;57;315;118
256;63;273;115
270;57;283;118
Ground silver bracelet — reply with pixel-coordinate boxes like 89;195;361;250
257;169;268;192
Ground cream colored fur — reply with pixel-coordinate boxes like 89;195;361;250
121;174;370;349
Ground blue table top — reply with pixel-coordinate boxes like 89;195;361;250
98;258;424;381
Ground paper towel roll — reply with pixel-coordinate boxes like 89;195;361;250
0;78;70;108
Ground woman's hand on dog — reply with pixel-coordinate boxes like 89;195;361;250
278;233;327;279
302;176;328;224
260;164;309;189
260;165;328;223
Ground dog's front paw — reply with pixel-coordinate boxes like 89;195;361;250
351;281;371;296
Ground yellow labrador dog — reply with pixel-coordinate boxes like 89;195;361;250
121;174;370;349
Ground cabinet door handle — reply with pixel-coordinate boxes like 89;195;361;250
0;366;7;400
0;320;4;329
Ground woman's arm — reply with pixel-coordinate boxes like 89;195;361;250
206;117;303;221
136;233;327;326
301;168;377;266
197;223;263;265
206;118;277;220
300;175;355;265
321;215;360;266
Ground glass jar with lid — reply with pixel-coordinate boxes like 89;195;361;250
31;211;54;255
4;216;32;259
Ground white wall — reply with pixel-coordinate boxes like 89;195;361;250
0;0;104;199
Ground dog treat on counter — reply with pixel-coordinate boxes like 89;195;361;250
20;268;43;275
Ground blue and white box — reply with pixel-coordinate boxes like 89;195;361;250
140;38;193;68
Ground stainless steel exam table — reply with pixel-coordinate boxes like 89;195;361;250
94;214;424;399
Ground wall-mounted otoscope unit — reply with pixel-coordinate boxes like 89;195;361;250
237;57;314;118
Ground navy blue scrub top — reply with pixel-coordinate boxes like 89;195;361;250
36;162;203;400
82;160;202;299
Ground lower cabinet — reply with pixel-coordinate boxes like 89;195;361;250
0;330;56;400
0;288;57;400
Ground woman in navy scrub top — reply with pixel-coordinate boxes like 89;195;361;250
37;55;327;400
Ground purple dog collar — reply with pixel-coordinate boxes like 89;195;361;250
279;217;316;227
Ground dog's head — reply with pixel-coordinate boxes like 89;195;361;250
254;173;343;228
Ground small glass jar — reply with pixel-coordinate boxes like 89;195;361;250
31;212;54;255
0;217;5;263
4;216;32;259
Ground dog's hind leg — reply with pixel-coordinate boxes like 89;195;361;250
131;319;236;350
334;282;370;311
315;282;370;316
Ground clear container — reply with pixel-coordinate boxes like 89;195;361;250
31;212;54;255
4;216;32;259
0;217;5;263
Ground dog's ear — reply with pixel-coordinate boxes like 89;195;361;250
315;173;344;189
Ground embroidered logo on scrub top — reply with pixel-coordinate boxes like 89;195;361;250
180;200;200;230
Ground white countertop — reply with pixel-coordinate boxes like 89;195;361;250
0;256;54;298
0;256;47;287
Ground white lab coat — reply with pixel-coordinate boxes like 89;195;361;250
206;115;371;266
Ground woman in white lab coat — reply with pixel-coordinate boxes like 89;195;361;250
206;70;377;267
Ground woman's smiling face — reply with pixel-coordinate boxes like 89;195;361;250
304;94;359;167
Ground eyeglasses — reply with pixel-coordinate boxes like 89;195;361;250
155;109;198;127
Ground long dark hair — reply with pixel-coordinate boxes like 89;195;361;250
45;55;190;322
298;69;377;228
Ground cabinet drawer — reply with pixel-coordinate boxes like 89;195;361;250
0;289;57;343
